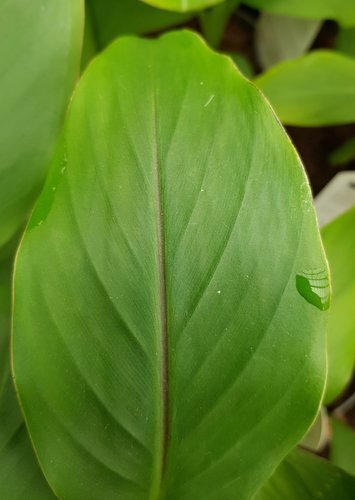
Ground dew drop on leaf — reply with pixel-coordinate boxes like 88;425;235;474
296;269;330;311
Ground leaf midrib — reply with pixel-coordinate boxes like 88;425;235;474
151;78;169;498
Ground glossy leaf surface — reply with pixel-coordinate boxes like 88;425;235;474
336;28;355;58
331;418;355;477
0;0;84;248
255;51;355;126
257;448;355;499
329;137;355;166
140;0;224;13
13;31;328;499
244;0;355;27
0;262;54;499
322;207;355;403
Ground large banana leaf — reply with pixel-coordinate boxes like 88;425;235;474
0;0;84;248
13;31;329;499
140;0;225;13
321;207;355;403
255;51;355;126
257;448;355;499
0;261;54;499
244;0;355;27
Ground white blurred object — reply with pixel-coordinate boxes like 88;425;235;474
300;406;330;452
256;13;321;70
314;171;355;227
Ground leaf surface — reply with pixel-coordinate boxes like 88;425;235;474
255;51;355;126
86;0;192;50
13;30;328;499
140;0;224;13
257;448;355;499
336;28;355;58
321;207;355;403
244;0;355;27
329;137;355;166
0;262;55;499
0;0;84;248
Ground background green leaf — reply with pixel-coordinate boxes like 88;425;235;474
228;51;254;78
85;0;192;50
336;28;355;58
0;0;84;248
199;0;239;48
330;418;355;477
257;448;355;499
140;0;225;13
0;261;54;499
243;0;355;27
300;407;329;452
13;31;328;499
255;51;355;126
321;207;355;404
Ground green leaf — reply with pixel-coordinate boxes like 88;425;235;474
140;0;225;13
86;0;193;50
257;448;355;499
228;51;254;78
0;261;55;499
0;0;84;248
243;0;355;28
81;2;98;72
331;418;355;477
322;207;355;404
256;13;321;70
255;50;355;126
13;30;328;499
336;27;355;58
199;0;239;48
329;137;355;166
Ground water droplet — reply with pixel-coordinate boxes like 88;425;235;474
296;269;330;311
217;290;221;294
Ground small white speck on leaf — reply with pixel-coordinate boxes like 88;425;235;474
204;94;215;107
217;290;221;294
